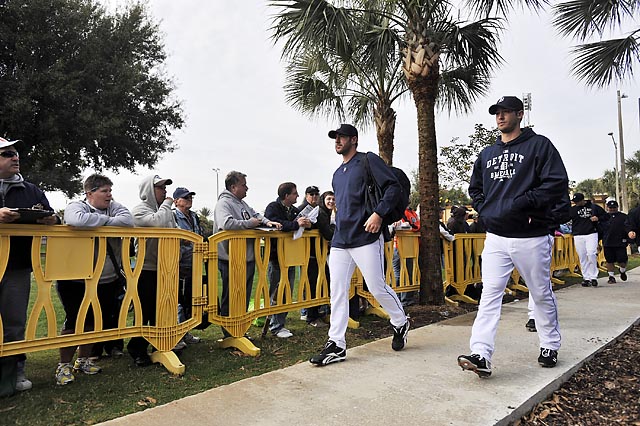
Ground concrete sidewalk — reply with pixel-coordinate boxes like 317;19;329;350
101;273;640;426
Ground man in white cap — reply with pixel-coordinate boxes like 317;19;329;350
0;136;58;394
128;174;175;367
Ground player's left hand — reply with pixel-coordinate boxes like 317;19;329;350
364;212;382;233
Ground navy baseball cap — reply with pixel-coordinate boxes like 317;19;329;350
328;124;358;139
488;96;524;115
305;185;319;195
173;187;195;199
606;199;618;208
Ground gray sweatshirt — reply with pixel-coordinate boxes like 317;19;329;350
64;199;134;283
213;189;269;262
131;175;176;271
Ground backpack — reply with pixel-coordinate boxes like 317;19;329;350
363;152;411;226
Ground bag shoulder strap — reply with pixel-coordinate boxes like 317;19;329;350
105;240;124;274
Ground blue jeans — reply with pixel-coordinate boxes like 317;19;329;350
219;259;255;337
267;261;295;333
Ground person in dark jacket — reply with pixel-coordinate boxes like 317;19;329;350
459;96;568;378
0;137;59;394
447;206;471;235
264;182;310;338
569;193;608;287
469;213;486;233
602;200;628;284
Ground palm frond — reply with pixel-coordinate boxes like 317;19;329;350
437;65;493;114
465;0;548;18
440;18;504;73
552;0;635;40
570;32;640;88
270;0;361;60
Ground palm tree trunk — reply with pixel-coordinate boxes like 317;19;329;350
409;76;444;305
374;103;396;165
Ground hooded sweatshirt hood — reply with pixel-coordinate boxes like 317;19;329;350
132;175;175;270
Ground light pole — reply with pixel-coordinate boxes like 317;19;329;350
212;167;220;199
608;132;619;204
617;90;628;212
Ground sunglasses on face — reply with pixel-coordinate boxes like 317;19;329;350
0;151;19;158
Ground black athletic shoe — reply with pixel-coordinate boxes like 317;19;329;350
591;279;598;287
309;340;346;366
607;276;616;284
525;318;537;332
620;271;628;281
581;280;591;287
538;348;558;368
457;354;492;378
391;320;410;351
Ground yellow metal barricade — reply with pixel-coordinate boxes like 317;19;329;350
0;225;204;375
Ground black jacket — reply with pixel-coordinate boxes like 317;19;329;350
1;179;55;269
264;198;300;262
570;201;608;236
469;128;569;238
602;211;628;247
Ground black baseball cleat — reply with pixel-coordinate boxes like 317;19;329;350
525;318;537;332
309;340;346;366
591;279;598;287
457;354;492;378
581;280;591;287
538;348;558;368
391;319;410;351
607;276;616;284
620;271;628;281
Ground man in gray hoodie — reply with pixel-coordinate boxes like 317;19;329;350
128;175;175;367
213;171;280;338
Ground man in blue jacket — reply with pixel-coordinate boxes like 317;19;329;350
458;97;569;378
310;124;409;366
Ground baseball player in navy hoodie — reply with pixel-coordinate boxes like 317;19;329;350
458;96;569;378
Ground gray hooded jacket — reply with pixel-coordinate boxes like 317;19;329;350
213;189;269;261
132;175;176;270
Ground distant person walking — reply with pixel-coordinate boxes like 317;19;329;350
602;200;628;284
569;193;608;287
458;96;569;378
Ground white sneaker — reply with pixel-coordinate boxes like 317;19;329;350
16;376;32;391
275;328;293;338
183;332;201;344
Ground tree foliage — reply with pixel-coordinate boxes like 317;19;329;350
439;123;499;188
0;0;184;196
467;0;640;88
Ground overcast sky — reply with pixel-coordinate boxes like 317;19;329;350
46;1;640;214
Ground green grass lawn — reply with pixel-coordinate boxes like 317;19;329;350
2;256;638;425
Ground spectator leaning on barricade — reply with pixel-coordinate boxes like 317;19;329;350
128;175;176;367
55;174;134;385
569;192;608;287
0;136;59;395
469;213;486;233
602;200;628;284
459;96;569;378
213;171;281;339
447;205;471;235
310;124;410;366
172;186;204;346
297;185;327;328
264;182;311;338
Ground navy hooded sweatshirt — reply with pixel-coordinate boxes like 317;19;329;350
468;127;569;238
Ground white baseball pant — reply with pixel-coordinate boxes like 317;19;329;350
573;233;599;281
470;233;561;362
328;235;407;349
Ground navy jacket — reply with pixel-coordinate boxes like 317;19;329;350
469;128;569;238
332;152;401;248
